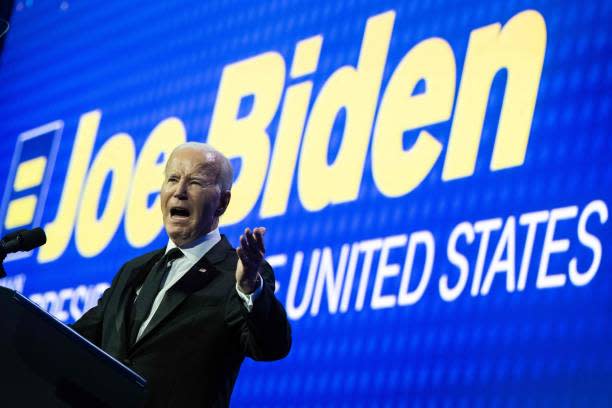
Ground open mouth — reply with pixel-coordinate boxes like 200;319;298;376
170;207;190;219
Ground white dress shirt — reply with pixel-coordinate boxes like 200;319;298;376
135;228;262;341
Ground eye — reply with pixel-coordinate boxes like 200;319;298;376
167;176;178;183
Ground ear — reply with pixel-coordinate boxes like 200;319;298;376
215;190;231;216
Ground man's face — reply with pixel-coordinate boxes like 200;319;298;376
160;147;224;247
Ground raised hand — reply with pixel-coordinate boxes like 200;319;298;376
236;227;266;294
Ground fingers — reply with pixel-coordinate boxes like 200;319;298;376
253;227;266;254
238;235;251;264
239;233;248;251
245;228;258;251
237;227;267;289
236;246;249;266
240;227;266;258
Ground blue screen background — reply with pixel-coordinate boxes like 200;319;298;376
0;0;610;406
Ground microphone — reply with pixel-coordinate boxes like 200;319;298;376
0;228;46;278
0;227;47;256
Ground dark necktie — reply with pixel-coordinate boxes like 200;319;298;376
129;247;183;345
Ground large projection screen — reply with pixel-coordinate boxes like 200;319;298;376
0;0;610;406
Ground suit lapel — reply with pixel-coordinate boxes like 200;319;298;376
102;249;164;357
132;236;233;348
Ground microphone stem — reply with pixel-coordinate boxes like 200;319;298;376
0;242;9;278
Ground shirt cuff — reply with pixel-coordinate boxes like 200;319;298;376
235;273;263;312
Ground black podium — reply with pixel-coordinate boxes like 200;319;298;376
0;286;146;407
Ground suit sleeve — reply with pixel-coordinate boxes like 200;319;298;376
71;265;124;346
225;261;292;361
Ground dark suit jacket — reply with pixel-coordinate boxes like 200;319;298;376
72;235;291;407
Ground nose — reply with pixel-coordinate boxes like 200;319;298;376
174;179;188;199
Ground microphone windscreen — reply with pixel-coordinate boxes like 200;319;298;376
1;229;26;242
20;227;46;251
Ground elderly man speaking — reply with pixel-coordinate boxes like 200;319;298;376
73;142;292;407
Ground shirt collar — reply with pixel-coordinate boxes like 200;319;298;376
165;228;222;264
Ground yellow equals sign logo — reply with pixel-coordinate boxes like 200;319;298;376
0;120;63;260
5;156;48;229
